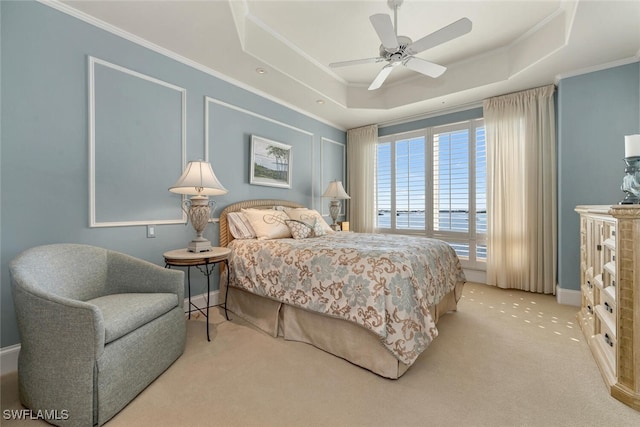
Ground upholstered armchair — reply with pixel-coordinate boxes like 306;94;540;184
10;244;186;426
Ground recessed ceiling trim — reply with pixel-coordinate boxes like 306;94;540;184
228;0;249;49
345;48;511;110
507;8;568;77
243;12;349;85
232;0;579;114
241;14;349;108
507;3;569;47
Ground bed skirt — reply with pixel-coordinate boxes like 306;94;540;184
225;281;464;379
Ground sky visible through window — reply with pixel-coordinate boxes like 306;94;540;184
376;123;487;261
376;129;485;213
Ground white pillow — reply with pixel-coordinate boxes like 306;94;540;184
227;212;256;239
285;208;334;234
241;208;292;240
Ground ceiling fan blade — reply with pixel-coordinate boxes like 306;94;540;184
403;57;447;78
368;64;395;91
370;13;399;51
329;57;385;68
406;17;472;55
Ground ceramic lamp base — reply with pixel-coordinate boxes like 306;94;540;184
186;195;213;252
620;156;640;205
328;200;342;230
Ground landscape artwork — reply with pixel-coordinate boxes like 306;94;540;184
250;135;292;188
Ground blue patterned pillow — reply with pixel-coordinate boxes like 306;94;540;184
312;219;326;237
286;219;326;239
286;220;313;239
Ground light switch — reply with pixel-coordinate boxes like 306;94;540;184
147;225;156;238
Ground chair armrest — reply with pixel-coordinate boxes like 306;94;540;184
11;274;107;426
106;252;184;303
12;282;106;355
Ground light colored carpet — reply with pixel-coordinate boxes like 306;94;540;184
2;283;640;426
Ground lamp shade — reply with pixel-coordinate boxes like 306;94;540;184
169;160;228;196
322;180;350;200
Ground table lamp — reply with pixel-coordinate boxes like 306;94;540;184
322;180;350;231
169;160;228;252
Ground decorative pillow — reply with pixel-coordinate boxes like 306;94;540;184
284;208;334;234
286;219;326;239
312;219;326;237
227;212;256;239
286;220;313;239
241;208;292;240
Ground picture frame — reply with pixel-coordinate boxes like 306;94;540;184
250;135;292;188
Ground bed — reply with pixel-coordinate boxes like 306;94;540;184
219;199;466;378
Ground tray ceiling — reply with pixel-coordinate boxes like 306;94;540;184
61;0;640;129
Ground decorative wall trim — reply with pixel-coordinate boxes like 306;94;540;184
40;0;345;132
204;96;315;202
88;56;187;227
320;137;347;217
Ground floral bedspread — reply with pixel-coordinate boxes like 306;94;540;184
228;232;466;365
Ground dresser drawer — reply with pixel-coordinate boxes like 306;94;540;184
601;286;616;321
597;319;617;371
581;303;595;336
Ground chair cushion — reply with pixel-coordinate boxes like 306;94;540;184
88;293;178;344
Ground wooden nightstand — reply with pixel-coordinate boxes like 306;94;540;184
163;247;231;341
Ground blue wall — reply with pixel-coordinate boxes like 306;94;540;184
2;1;638;350
557;62;640;292
0;1;345;348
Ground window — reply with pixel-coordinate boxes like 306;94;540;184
376;119;486;269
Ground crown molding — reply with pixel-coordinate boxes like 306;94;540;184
38;0;346;131
555;56;640;83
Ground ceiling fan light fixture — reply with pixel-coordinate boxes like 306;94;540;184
329;0;472;90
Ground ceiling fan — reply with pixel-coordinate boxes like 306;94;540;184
329;0;472;91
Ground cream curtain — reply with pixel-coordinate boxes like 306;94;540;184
346;124;378;232
483;85;557;294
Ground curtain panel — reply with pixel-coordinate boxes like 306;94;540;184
346;124;378;233
483;85;557;294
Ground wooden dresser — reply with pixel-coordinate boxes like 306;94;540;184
576;205;640;410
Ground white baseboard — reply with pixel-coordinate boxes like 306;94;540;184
0;292;223;376
1;344;20;375
463;268;486;284
556;286;581;306
184;290;222;315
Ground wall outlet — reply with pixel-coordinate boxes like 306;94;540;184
147;225;156;238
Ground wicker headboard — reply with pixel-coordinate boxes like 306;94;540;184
219;199;306;247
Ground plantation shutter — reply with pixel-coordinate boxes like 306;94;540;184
475;124;487;260
395;137;426;229
433;129;469;233
376;142;392;227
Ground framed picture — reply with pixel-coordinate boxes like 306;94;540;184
250;135;292;188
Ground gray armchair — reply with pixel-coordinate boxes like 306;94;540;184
10;244;186;426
